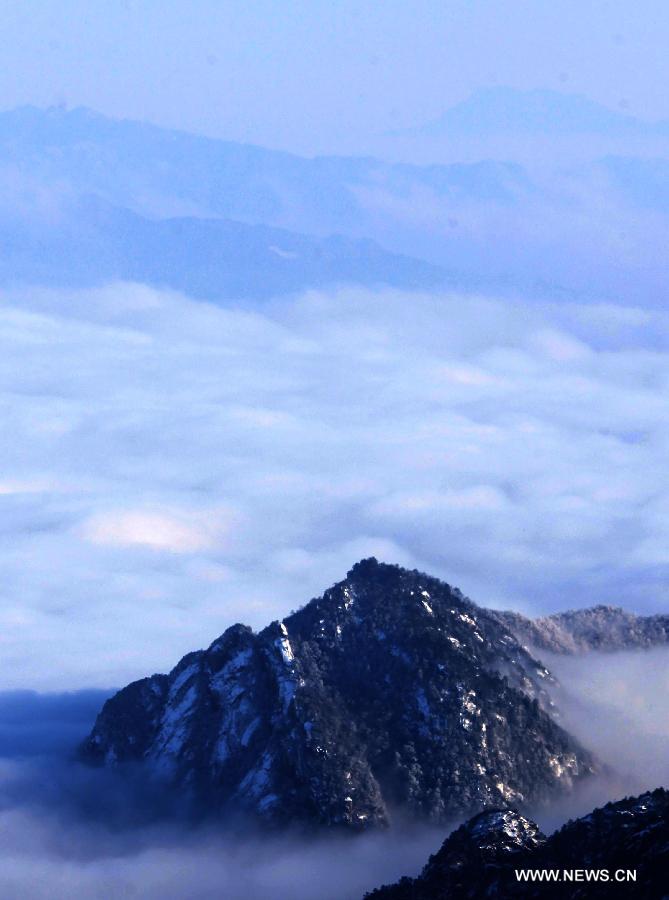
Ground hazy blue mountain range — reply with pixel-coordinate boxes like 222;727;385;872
594;155;669;211
0;195;446;301
403;87;669;137
0;105;527;299
2;100;669;305
0;104;529;226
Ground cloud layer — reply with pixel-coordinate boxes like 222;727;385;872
0;802;443;900
0;283;667;689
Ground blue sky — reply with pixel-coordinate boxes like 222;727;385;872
1;1;669;153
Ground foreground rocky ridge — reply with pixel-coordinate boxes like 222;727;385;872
82;559;596;828
365;788;669;898
492;606;669;655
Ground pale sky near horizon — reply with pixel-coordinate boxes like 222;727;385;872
0;1;668;153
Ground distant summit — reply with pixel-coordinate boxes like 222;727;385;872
82;560;597;829
401;87;669;137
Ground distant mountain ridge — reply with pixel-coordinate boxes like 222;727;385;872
365;787;669;898
0;104;528;227
3;102;669;307
404;87;669;137
492;605;669;654
0;104;532;300
0;195;446;300
81;559;597;829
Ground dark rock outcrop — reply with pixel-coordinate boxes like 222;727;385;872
82;559;597;828
365;787;669;898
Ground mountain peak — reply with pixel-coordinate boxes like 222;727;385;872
346;556;381;578
405;86;669;138
81;561;597;828
426;807;547;869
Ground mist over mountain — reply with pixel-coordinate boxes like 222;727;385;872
541;647;669;802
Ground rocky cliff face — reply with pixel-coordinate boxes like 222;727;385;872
492;605;669;654
82;559;597;828
365;788;669;898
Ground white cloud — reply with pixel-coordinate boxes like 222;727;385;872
529;328;592;362
81;510;223;554
372;486;508;516
0;283;667;689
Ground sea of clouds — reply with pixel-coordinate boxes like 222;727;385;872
0;283;667;690
0;798;443;900
0;280;667;894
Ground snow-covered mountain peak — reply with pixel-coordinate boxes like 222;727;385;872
82;560;598;829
